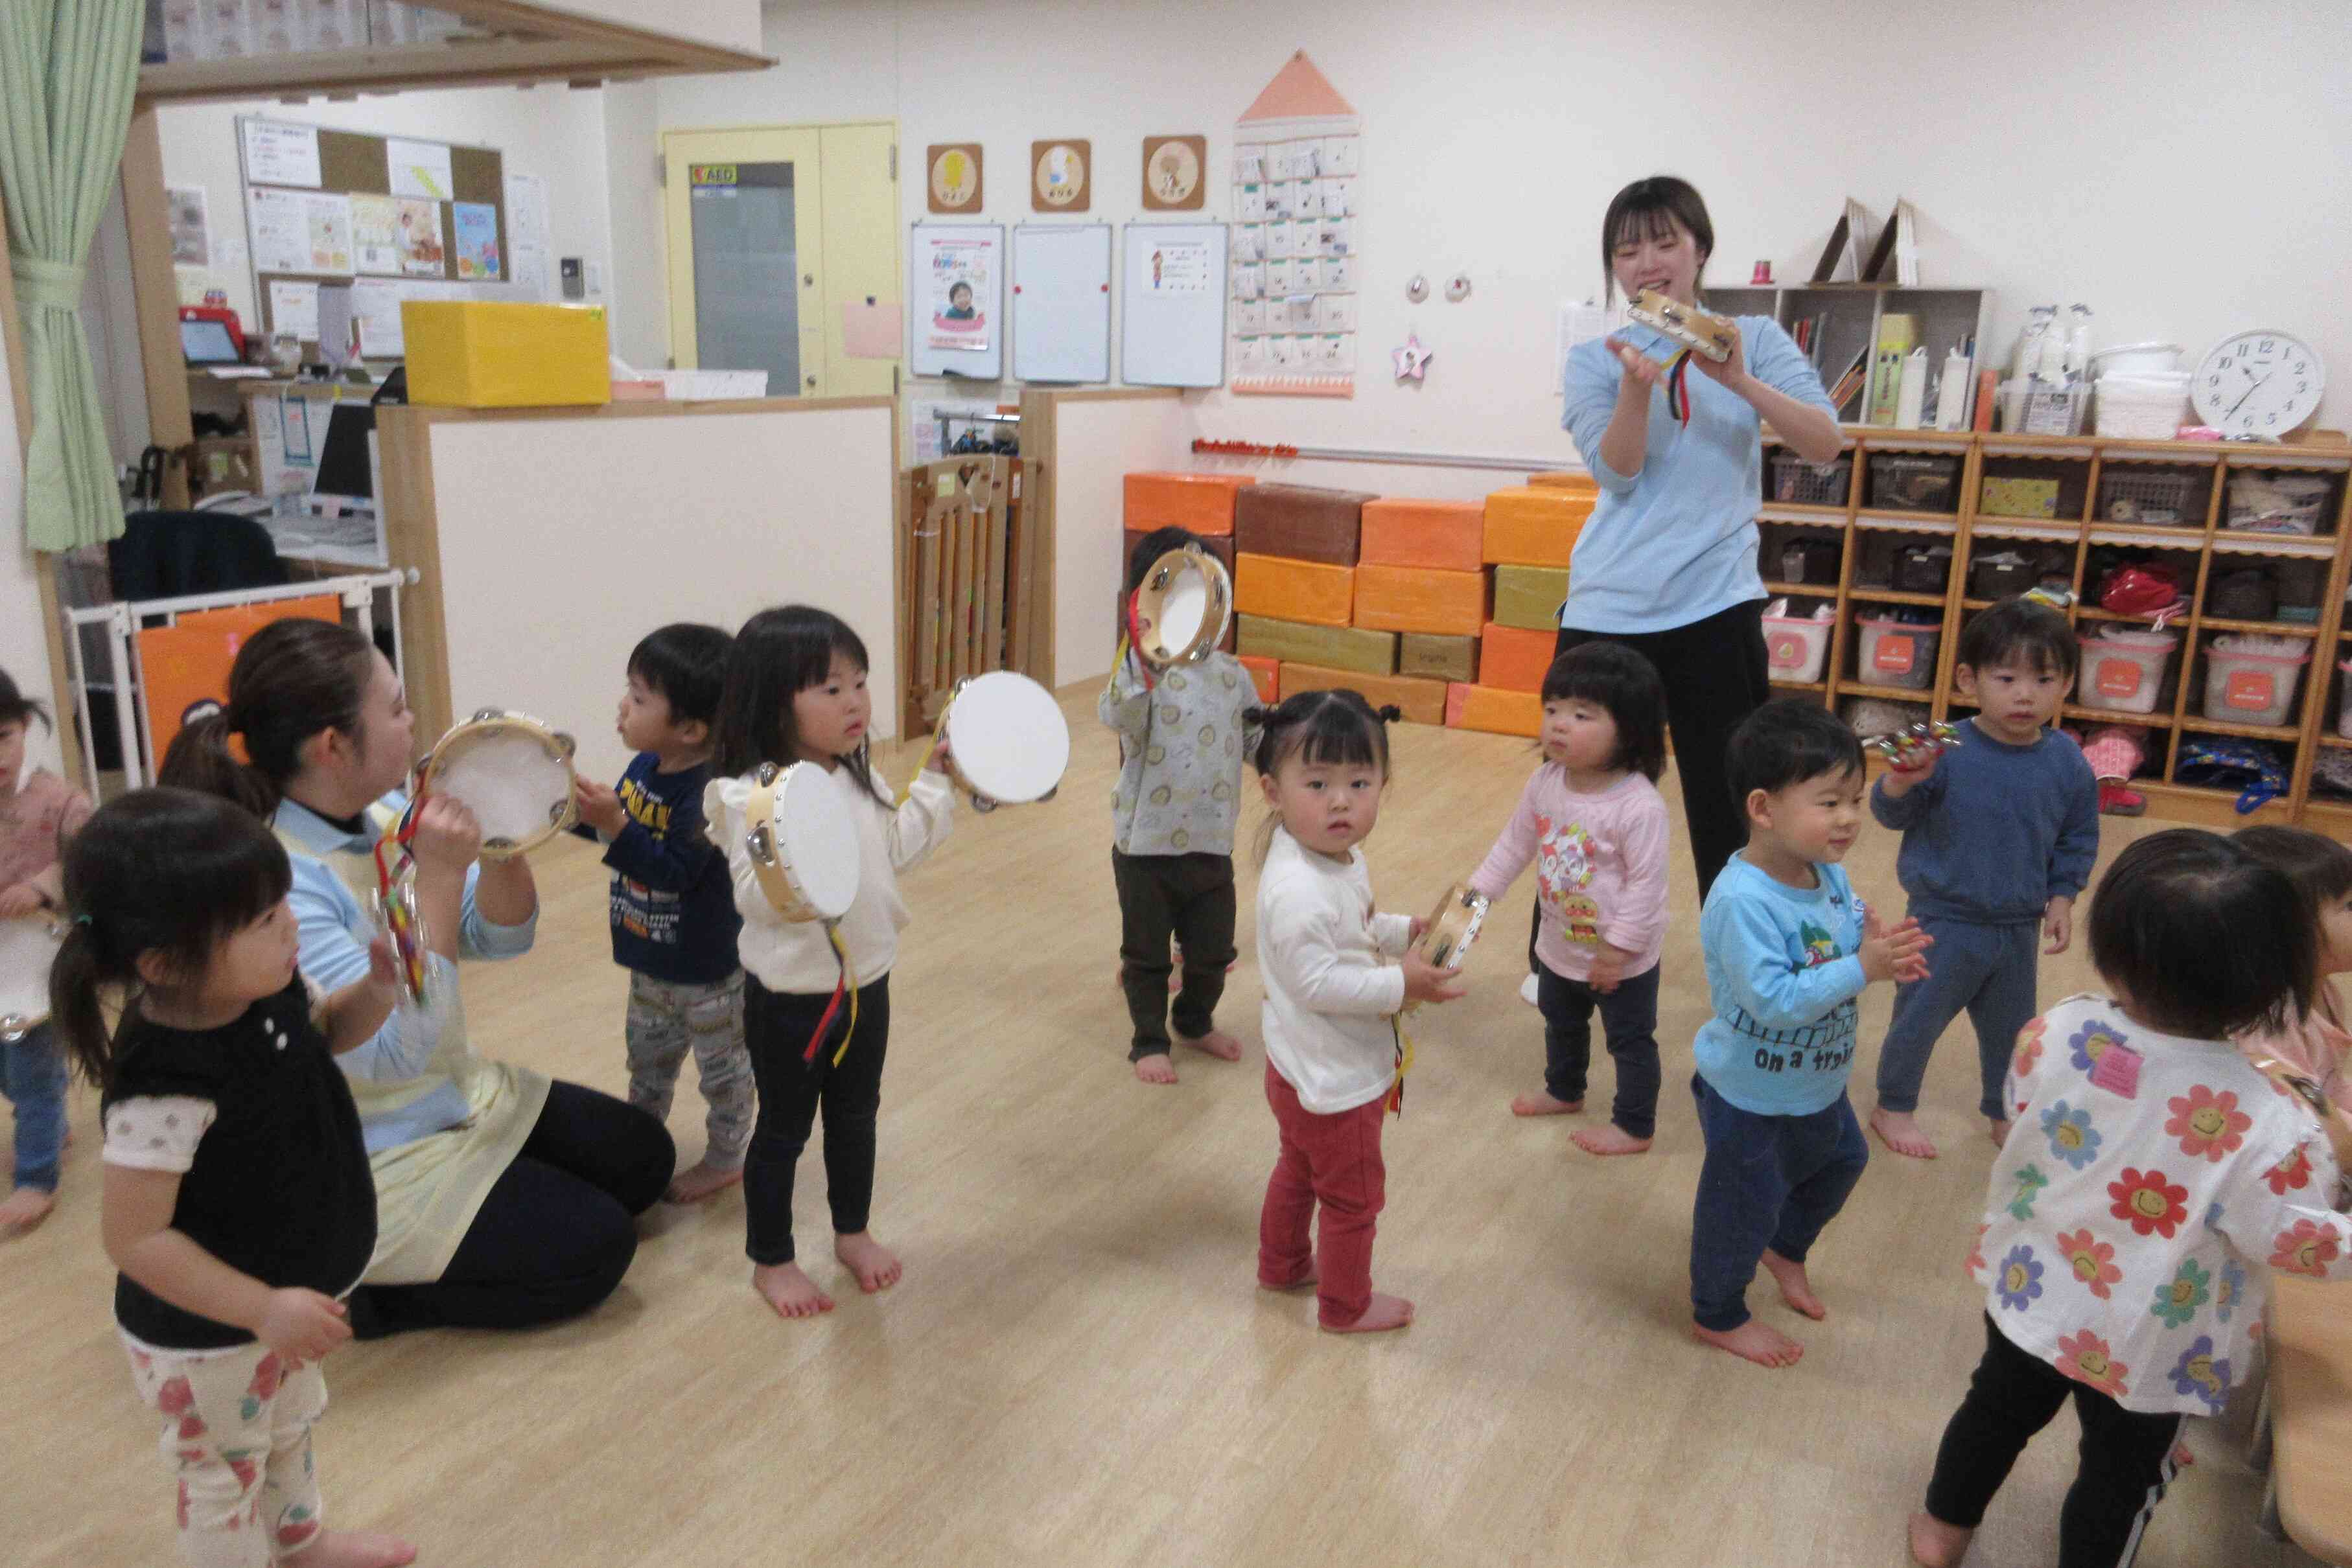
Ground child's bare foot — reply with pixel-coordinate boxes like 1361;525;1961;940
1988;1117;2011;1149
752;1260;834;1319
298;1530;419;1567
835;1230;902;1294
1693;1318;1804;1368
1133;1053;1178;1085
1761;1248;1827;1320
2171;1439;2195;1469
1322;1293;1414;1333
1258;1258;1318;1291
1176;1028;1242;1062
1511;1090;1582;1117
1573;1125;1653;1157
664;1159;743;1204
0;1188;56;1233
1907;1510;1972;1567
1870;1106;1940;1160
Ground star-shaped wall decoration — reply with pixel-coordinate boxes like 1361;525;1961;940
1393;333;1432;382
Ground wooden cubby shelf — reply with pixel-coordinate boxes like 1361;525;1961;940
1755;426;2352;829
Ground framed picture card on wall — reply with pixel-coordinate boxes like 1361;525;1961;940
1030;140;1091;213
927;144;983;214
1141;135;1207;211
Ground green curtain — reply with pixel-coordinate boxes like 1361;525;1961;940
0;0;142;553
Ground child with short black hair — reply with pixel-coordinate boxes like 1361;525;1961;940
1870;597;2100;1161
1099;525;1256;1085
1470;643;1671;1155
1691;700;1929;1368
0;664;91;1232
2234;825;2352;1122
1911;831;2352;1568
572;623;750;1204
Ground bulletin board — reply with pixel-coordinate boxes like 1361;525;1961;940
1121;222;1228;389
238;115;509;354
909;223;1005;381
1010;224;1112;384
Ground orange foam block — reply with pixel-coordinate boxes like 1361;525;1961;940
1278;663;1449;726
1483;486;1593;568
1351;564;1489;637
1528;470;1600;492
1239;654;1279;703
1235;553;1354;627
1446;682;1542;738
1479;623;1559;693
1358;498;1486;572
1123;472;1255;536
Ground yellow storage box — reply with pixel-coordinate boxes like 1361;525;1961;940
402;301;612;408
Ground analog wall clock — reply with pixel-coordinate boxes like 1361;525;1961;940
1031;140;1090;213
2192;330;2325;439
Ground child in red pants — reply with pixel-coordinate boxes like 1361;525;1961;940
1247;689;1463;1333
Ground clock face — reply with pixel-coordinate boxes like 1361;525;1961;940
2192;330;2325;438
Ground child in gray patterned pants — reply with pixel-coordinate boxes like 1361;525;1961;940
575;624;754;1202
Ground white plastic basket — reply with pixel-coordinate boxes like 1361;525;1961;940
2077;629;2178;715
1764;613;1832;684
2203;635;2311;728
1854;616;1939;691
2093;372;2192;440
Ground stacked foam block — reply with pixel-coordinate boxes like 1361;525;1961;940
1121;474;1250;680
1119;470;1594;732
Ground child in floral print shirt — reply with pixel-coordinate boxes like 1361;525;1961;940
1910;831;2352;1568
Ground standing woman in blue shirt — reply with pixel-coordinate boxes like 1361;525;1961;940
1558;176;1845;899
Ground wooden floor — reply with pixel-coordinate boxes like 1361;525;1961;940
3;689;2325;1567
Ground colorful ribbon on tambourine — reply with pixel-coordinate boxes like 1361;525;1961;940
800;921;862;1067
1385;1015;1416;1116
1662;348;1695;426
371;795;430;1005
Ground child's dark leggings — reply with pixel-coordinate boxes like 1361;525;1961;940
743;973;892;1265
1925;1313;2183;1568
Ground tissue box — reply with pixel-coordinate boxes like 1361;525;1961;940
1979;476;2061;520
402;302;611;408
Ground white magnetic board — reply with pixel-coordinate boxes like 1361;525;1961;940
1121;223;1228;388
910;223;1004;381
1012;224;1112;384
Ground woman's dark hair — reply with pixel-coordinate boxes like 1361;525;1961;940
1600;175;1714;305
1244;687;1401;862
629;623;733;729
1541;643;1667;781
0;664;52;733
158;617;378;818
712;606;889;805
2233;825;2352;934
51;788;294;1090
1957;597;2079;681
1126;525;1206;597
1725;698;1863;807
2088;829;2313;1039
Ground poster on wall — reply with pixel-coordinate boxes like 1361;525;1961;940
452;202;501;280
241;119;321;188
924;235;994;352
248;187;352;276
168;185;211;266
349;193;402;275
385;137;454;201
1229;51;1360;398
395;198;446;277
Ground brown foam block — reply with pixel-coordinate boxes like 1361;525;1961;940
1359;498;1485;572
1237;614;1396;676
1122;529;1235;650
1279;663;1449;726
1123;472;1254;536
1233;483;1378;566
1235;553;1354;627
1492;564;1570;631
1351;564;1489;636
1399;632;1477;683
1480;623;1559;693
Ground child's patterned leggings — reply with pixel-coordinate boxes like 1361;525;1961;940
123;1335;331;1566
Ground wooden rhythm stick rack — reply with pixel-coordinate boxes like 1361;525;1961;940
901;455;1041;729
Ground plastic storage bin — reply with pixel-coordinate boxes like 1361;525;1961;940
2226;473;2331;535
2093;373;2192;439
2078;629;2178;715
1896;545;1953;594
1854;615;1941;690
1970;553;2038;599
2202;636;2311;728
2097;469;2200;526
1867;453;1961;513
1769;452;1852;507
1763;610;1832;685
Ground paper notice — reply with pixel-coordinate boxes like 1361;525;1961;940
452;202;500;280
1141;239;1212;294
242;120;321;188
348;279;404;358
268;279;320;342
168;185;210;266
395;198;445;277
247;188;313;275
303;192;352;273
386;138;454;202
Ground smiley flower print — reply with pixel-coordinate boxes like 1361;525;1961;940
2266;1144;2314;1195
2167;1336;2231;1413
2042;1100;2102;1170
2164;1085;2252;1162
2055;1329;2129;1398
2216;1258;2247;1324
2012;1017;2045;1079
2055;1228;2123;1299
1996;1245;2044;1311
2108;1166;2190;1238
2271;1217;2345;1276
2006;1163;2049;1221
2067;1017;2128;1073
2149;1258;2211;1329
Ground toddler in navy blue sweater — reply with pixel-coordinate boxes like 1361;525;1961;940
574;624;750;1203
1868;599;2099;1160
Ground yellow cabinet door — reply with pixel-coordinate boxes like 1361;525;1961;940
817;122;902;398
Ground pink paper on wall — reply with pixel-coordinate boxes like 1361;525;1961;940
843;300;902;360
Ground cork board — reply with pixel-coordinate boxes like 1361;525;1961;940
239;115;509;343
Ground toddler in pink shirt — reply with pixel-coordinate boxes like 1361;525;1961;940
1469;644;1671;1155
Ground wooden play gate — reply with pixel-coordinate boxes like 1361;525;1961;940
899;454;1049;731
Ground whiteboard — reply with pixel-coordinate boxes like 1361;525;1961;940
1122;222;1228;388
1012;224;1112;384
909;223;1005;380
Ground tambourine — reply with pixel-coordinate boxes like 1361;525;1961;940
1869;721;1962;770
742;759;862;923
1404;882;1489;1015
1130;544;1233;668
415;709;578;859
929;670;1069;814
1625;288;1738;363
0;912;64;1044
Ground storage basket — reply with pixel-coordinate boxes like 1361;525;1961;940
1895;546;1953;595
1854;615;1940;690
1762;609;1833;685
1866;453;1961;513
2097;470;2200;527
2078;628;2178;715
1768;452;1852;507
1970;553;2037;599
2226;473;2331;536
2202;635;2311;728
2093;373;2192;440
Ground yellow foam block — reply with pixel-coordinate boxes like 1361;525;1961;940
1237;615;1396;676
1351;564;1489;637
1445;682;1543;738
1358;499;1485;572
1279;663;1449;726
1235;553;1355;627
402;301;611;408
1483;486;1592;568
1491;564;1570;631
1528;470;1600;492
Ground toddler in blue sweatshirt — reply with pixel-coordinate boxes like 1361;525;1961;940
573;624;751;1204
1691;700;1929;1369
1867;598;2099;1161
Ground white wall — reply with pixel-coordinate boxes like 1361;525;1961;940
535;0;763;55
622;0;2352;481
1049;393;1187;687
